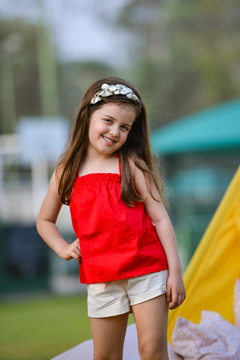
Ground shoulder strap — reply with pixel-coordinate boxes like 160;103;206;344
118;156;121;176
115;153;121;176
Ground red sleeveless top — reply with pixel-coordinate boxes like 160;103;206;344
70;161;168;284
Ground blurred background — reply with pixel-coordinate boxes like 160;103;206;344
0;0;240;358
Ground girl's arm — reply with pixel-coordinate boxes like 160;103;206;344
36;171;81;262
132;163;186;309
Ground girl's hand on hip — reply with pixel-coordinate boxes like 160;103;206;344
59;238;81;262
166;273;186;310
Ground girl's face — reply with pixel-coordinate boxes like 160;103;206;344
87;103;136;157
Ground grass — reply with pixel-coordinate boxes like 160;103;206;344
0;293;135;360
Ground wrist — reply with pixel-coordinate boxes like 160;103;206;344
56;240;69;259
168;264;183;276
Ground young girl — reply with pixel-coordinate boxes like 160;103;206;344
37;77;185;360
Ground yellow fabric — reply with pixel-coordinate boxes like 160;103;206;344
168;166;240;344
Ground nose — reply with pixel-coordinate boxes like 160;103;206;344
109;125;119;138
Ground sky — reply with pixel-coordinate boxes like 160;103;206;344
0;0;132;65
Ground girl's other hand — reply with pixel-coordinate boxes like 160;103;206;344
166;274;186;310
59;238;81;262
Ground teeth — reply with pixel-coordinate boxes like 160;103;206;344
103;136;114;143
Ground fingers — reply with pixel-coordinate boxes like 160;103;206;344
168;293;186;310
167;286;186;310
70;238;81;262
71;249;81;262
166;274;186;310
62;239;81;262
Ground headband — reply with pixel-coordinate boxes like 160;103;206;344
90;83;140;105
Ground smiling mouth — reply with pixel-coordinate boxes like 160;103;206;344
102;136;116;145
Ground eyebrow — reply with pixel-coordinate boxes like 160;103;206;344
103;114;133;128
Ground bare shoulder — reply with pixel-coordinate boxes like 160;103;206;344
37;168;63;223
48;169;59;193
50;163;67;192
54;163;65;182
129;157;162;204
128;157;148;177
129;157;149;194
44;165;66;206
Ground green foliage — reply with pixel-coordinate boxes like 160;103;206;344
0;19;41;124
116;0;240;127
1;1;240;130
58;61;116;120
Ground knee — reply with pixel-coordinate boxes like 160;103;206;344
138;339;168;360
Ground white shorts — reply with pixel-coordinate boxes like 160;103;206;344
87;270;168;318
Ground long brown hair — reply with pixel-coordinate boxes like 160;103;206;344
56;76;165;206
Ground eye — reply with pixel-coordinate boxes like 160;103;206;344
121;125;130;131
104;118;113;124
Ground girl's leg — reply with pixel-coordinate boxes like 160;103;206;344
132;295;169;360
91;313;129;360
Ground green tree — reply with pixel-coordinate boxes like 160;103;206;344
0;19;40;133
113;0;240;127
58;61;115;120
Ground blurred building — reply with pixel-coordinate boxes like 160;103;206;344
0;116;82;295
